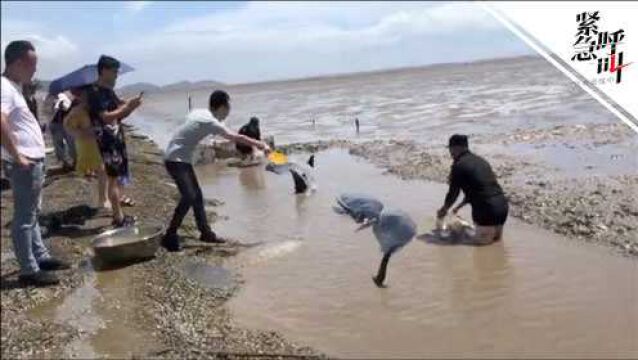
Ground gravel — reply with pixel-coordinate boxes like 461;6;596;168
1;132;322;359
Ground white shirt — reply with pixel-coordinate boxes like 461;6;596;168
1;76;46;160
164;109;230;164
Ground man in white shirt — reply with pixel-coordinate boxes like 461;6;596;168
162;90;271;251
1;40;70;287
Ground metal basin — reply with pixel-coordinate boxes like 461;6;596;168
92;224;164;264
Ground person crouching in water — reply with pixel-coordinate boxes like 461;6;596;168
64;85;108;209
235;116;261;160
162;90;271;251
436;134;509;245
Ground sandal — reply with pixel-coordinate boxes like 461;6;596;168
112;215;136;228
120;196;136;207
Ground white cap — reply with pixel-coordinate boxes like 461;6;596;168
54;93;72;111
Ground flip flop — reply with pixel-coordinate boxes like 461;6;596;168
120;196;136;207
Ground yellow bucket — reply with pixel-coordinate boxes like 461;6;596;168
267;151;288;165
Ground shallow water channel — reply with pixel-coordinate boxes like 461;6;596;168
197;149;638;359
28;260;159;359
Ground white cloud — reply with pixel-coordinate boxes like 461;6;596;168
124;1;152;14
165;2;497;36
110;1;514;85
3;1;527;85
1;20;83;80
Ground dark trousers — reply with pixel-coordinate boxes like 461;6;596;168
165;161;212;236
471;194;509;226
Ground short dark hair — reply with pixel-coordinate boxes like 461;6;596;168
448;134;469;148
4;40;35;66
209;90;230;110
97;55;120;75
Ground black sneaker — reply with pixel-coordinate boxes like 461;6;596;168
18;271;60;287
200;231;225;244
61;163;75;173
38;257;72;271
161;233;182;252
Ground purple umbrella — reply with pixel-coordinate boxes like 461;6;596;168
48;62;134;95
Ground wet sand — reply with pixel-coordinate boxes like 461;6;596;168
345;126;638;256
135;56;616;150
134;55;637;255
2;54;636;358
1;132;319;359
195;149;638;359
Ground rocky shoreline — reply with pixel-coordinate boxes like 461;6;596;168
1;130;321;359
276;122;637;257
2;119;635;358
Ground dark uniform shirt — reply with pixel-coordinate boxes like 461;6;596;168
444;151;504;209
235;120;261;155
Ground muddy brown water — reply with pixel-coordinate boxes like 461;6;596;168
196;149;638;359
28;260;160;359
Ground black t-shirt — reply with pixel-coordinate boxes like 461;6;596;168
238;122;261;140
87;84;129;150
88;84;122;125
444;151;504;208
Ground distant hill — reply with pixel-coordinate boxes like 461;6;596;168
116;82;162;97
160;81;194;93
161;80;225;93
190;80;226;89
117;80;225;96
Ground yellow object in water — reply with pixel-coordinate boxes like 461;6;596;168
268;151;288;165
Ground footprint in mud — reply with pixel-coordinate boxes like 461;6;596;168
179;260;234;291
180;238;264;257
244;240;303;265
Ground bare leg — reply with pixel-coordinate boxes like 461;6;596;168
471;225;498;246
107;176;123;222
494;225;504;242
97;166;109;208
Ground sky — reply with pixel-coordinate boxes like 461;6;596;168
1;1;533;86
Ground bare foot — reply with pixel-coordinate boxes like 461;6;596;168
98;201;112;210
372;276;387;288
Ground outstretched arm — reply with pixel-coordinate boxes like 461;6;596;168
222;132;271;153
438;166;462;218
452;197;469;214
90;90;142;125
98;97;140;124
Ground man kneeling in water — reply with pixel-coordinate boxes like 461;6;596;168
436;134;509;245
162;90;271;251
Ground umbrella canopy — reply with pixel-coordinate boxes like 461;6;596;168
48;62;134;95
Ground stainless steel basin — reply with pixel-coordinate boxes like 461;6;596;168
92;224;164;264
